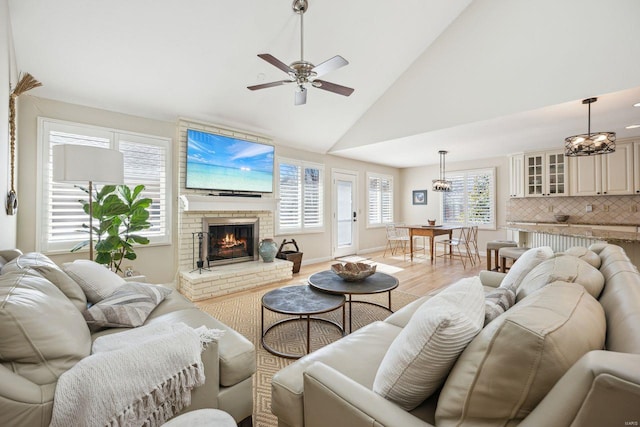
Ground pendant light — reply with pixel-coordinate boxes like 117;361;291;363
565;97;616;156
432;150;452;192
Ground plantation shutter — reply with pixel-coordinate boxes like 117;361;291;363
118;136;168;235
303;167;323;228
39;119;171;252
443;173;466;225
442;168;495;229
278;162;302;230
467;169;494;226
47;128;110;246
367;174;394;226
277;158;324;233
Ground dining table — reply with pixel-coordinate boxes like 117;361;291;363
397;225;460;263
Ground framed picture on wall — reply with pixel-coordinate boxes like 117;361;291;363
412;190;427;205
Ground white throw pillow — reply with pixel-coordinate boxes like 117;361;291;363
63;260;125;303
373;277;485;411
499;246;554;293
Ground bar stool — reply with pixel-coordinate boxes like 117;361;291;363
499;247;529;273
486;240;517;271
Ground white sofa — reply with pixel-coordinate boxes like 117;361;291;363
271;244;640;427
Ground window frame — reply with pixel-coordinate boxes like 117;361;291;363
36;117;173;254
275;156;325;235
366;172;394;228
440;167;496;230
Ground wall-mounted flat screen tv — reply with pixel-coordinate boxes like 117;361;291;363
186;129;274;193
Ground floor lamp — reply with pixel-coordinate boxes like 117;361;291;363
52;145;124;260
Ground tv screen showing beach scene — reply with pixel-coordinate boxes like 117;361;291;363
186;129;274;193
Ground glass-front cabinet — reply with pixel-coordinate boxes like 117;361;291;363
525;150;567;197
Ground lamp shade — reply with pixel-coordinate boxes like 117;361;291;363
52;145;124;184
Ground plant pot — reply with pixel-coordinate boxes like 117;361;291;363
259;238;278;262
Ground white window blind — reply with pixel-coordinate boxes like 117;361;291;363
442;168;495;229
38;118;172;252
276;157;324;233
367;173;394;226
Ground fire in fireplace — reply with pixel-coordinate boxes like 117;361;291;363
203;218;259;266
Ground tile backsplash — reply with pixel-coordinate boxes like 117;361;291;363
506;195;640;225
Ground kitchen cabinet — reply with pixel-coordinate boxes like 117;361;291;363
524;150;567;197
632;141;640;194
570;142;633;196
508;154;524;198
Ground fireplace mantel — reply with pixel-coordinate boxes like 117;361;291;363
179;194;279;212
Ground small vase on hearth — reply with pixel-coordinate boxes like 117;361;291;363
259;238;278;263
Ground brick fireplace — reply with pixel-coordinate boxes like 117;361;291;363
177;194;292;301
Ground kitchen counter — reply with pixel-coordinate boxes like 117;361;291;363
505;223;640;243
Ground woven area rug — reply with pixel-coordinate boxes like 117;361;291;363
197;286;419;427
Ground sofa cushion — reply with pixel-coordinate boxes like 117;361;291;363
436;282;606;427
145;308;256;387
563;246;601;268
83;282;172;328
272;321;403;427
63;259;125;303
483;287;515;325
1;252;87;311
373;277;485;411
0;270;91;385
517;255;605;301
499;246;553;293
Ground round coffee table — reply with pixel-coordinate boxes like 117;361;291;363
261;285;345;359
308;270;399;333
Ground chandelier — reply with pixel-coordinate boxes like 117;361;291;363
565;97;616;156
432;150;452;192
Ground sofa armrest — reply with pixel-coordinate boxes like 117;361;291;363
0;365;55;404
519;351;640;427
303;362;434;427
479;270;506;288
384;295;430;328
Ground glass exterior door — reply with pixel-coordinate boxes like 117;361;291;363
333;171;358;258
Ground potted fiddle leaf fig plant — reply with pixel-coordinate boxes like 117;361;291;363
72;184;152;274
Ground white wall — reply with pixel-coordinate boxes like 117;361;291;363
17;96;178;284
334;0;640;151
400;155;510;254
0;0;17;248
273;144;401;264
16;96;400;281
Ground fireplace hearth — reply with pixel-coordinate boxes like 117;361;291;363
203;217;259;266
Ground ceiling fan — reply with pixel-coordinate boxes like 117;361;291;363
247;0;354;106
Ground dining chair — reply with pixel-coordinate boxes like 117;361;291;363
468;225;481;264
436;226;475;268
384;224;409;258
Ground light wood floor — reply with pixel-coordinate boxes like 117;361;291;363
197;246;485;305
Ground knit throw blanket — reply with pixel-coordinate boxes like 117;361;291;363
50;322;224;427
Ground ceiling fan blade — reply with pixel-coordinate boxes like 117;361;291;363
247;80;293;91
295;87;307;106
312;79;354;97
312;55;349;78
257;53;294;74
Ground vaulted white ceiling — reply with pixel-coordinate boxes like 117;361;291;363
8;0;640;168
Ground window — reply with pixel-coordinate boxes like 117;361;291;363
367;173;394;226
442;168;496;229
37;118;172;252
276;157;324;233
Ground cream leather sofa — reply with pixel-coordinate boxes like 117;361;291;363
271;244;640;427
0;250;255;427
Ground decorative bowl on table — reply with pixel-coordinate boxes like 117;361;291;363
554;214;570;223
331;262;377;282
428;219;436;226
